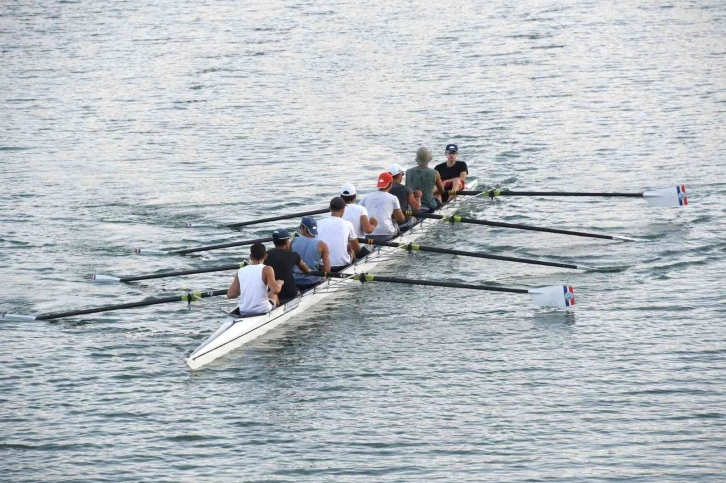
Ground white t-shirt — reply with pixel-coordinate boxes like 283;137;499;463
342;203;369;237
359;190;401;236
317;216;357;266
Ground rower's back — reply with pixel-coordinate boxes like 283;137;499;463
405;165;437;211
237;265;272;315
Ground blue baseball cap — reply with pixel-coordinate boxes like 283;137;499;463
300;216;318;236
272;228;291;241
445;143;458;153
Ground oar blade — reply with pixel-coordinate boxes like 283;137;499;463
527;285;576;308
87;274;122;283
1;313;38;321
134;248;170;256
643;185;688;207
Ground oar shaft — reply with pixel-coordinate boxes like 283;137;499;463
171;237;273;255
35;290;228;321
360;239;580;269
120;264;243;282
369;275;529;294
458;190;642;197
406;212;618;241
308;271;528;294
225;208;328;229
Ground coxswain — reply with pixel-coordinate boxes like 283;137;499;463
435;143;468;203
264;227;311;304
317;196;361;271
227;242;282;315
387;163;421;232
291;215;332;292
405;147;446;212
359;172;405;243
340;183;377;258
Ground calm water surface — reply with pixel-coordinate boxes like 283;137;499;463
1;0;724;481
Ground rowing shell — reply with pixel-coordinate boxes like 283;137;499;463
185;180;480;370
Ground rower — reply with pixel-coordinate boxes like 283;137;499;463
340;182;377;258
405;147;446;212
359;172;405;243
435;143;468;203
264;227;311;304
292;215;332;292
317;196;361;271
387;163;421;232
227;242;282;315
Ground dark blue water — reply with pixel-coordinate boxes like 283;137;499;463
1;0;724;481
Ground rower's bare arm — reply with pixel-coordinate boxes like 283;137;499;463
435;172;446;194
298;259;311;274
408;192;421;211
349;237;361;254
318;241;332;272
262;265;283;295
227;273;241;298
361;214;377;233
393;208;405;223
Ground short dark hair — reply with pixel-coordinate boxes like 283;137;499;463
341;194;356;203
272;238;288;247
330;196;346;211
250;242;266;261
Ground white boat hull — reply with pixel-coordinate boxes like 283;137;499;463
186;180;479;370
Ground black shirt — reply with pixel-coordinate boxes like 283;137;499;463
390;183;413;210
435;160;468;181
264;249;302;301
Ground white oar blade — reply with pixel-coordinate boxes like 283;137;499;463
87;274;122;283
643;185;688;207
1;313;38;321
134;248;170;255
528;285;575;308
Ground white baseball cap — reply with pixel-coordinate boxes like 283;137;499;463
340;183;356;196
387;163;404;176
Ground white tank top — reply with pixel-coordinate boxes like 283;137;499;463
342;203;369;237
237;265;272;315
317;216;356;266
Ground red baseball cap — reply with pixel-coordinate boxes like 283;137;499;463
377;172;393;188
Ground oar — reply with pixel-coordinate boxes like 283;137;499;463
89;262;248;283
1;289;228;322
310;271;575;308
456;185;688;207
359;239;592;270
225;208;328;230
134;237;273;256
405;211;637;241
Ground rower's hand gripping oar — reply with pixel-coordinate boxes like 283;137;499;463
455;185;689;207
1;289;228;322
359;239;594;271
88;261;249;283
310;271;576;308
405;211;638;242
133;237;273;256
